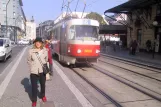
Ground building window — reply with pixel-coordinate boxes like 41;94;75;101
137;29;142;45
2;4;6;8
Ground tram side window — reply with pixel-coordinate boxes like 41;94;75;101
53;29;56;39
69;26;76;40
54;28;59;40
57;27;60;40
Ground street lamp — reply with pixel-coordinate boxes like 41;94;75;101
6;0;11;37
152;21;158;58
153;21;158;26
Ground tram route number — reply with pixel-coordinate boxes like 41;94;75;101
83;19;91;25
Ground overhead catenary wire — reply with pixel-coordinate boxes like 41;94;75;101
81;0;86;18
61;0;65;11
75;0;80;14
62;0;100;19
87;0;100;7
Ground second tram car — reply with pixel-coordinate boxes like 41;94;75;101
48;18;100;65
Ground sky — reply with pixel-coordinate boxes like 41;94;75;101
23;0;128;25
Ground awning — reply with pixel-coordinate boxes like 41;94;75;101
99;25;127;34
104;0;160;14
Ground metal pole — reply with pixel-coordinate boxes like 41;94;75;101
6;0;11;37
152;27;156;59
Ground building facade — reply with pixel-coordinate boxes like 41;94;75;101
105;0;161;53
36;27;40;37
37;20;54;39
26;19;36;41
105;13;127;25
0;0;26;41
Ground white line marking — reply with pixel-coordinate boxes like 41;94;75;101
0;49;22;77
53;61;94;107
0;47;27;99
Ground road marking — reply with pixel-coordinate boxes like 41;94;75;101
0;47;27;99
0;49;22;77
53;61;94;107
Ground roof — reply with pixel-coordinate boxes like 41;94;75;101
105;0;161;14
99;25;127;34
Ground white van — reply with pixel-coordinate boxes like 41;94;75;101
0;38;12;62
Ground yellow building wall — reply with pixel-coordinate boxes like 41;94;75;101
127;5;157;49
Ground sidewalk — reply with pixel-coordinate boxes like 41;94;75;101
0;48;84;107
101;46;161;69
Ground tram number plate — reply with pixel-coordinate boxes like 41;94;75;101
84;50;92;53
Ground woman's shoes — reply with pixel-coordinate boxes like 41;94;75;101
31;97;47;107
42;96;47;102
32;102;36;107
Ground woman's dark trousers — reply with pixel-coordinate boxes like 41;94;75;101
30;73;46;102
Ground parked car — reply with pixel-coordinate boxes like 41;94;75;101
18;39;29;45
0;38;12;62
11;41;16;45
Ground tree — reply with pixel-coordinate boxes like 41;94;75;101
85;12;106;25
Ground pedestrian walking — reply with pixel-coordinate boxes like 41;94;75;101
131;40;138;55
113;41;116;52
45;39;53;76
27;37;48;107
119;40;122;50
129;40;133;55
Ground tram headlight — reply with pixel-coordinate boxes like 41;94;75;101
96;49;100;54
68;49;71;53
68;47;71;53
77;49;82;54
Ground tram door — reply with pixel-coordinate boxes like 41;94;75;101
60;24;67;57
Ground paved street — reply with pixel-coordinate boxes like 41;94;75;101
0;46;25;73
1;0;161;106
0;47;94;107
0;46;161;107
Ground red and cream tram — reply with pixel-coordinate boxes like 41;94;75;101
48;18;100;65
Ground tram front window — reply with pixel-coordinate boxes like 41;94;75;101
69;25;98;41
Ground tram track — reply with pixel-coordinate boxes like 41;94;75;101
71;68;122;107
101;53;161;72
98;58;161;82
71;64;161;107
99;54;161;82
91;64;161;102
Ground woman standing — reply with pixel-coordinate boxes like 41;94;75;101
45;40;53;76
27;37;48;107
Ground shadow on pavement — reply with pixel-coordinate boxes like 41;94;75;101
21;78;32;101
21;78;41;102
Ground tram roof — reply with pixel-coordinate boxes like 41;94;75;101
47;18;99;32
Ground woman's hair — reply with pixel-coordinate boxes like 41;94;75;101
33;42;44;49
